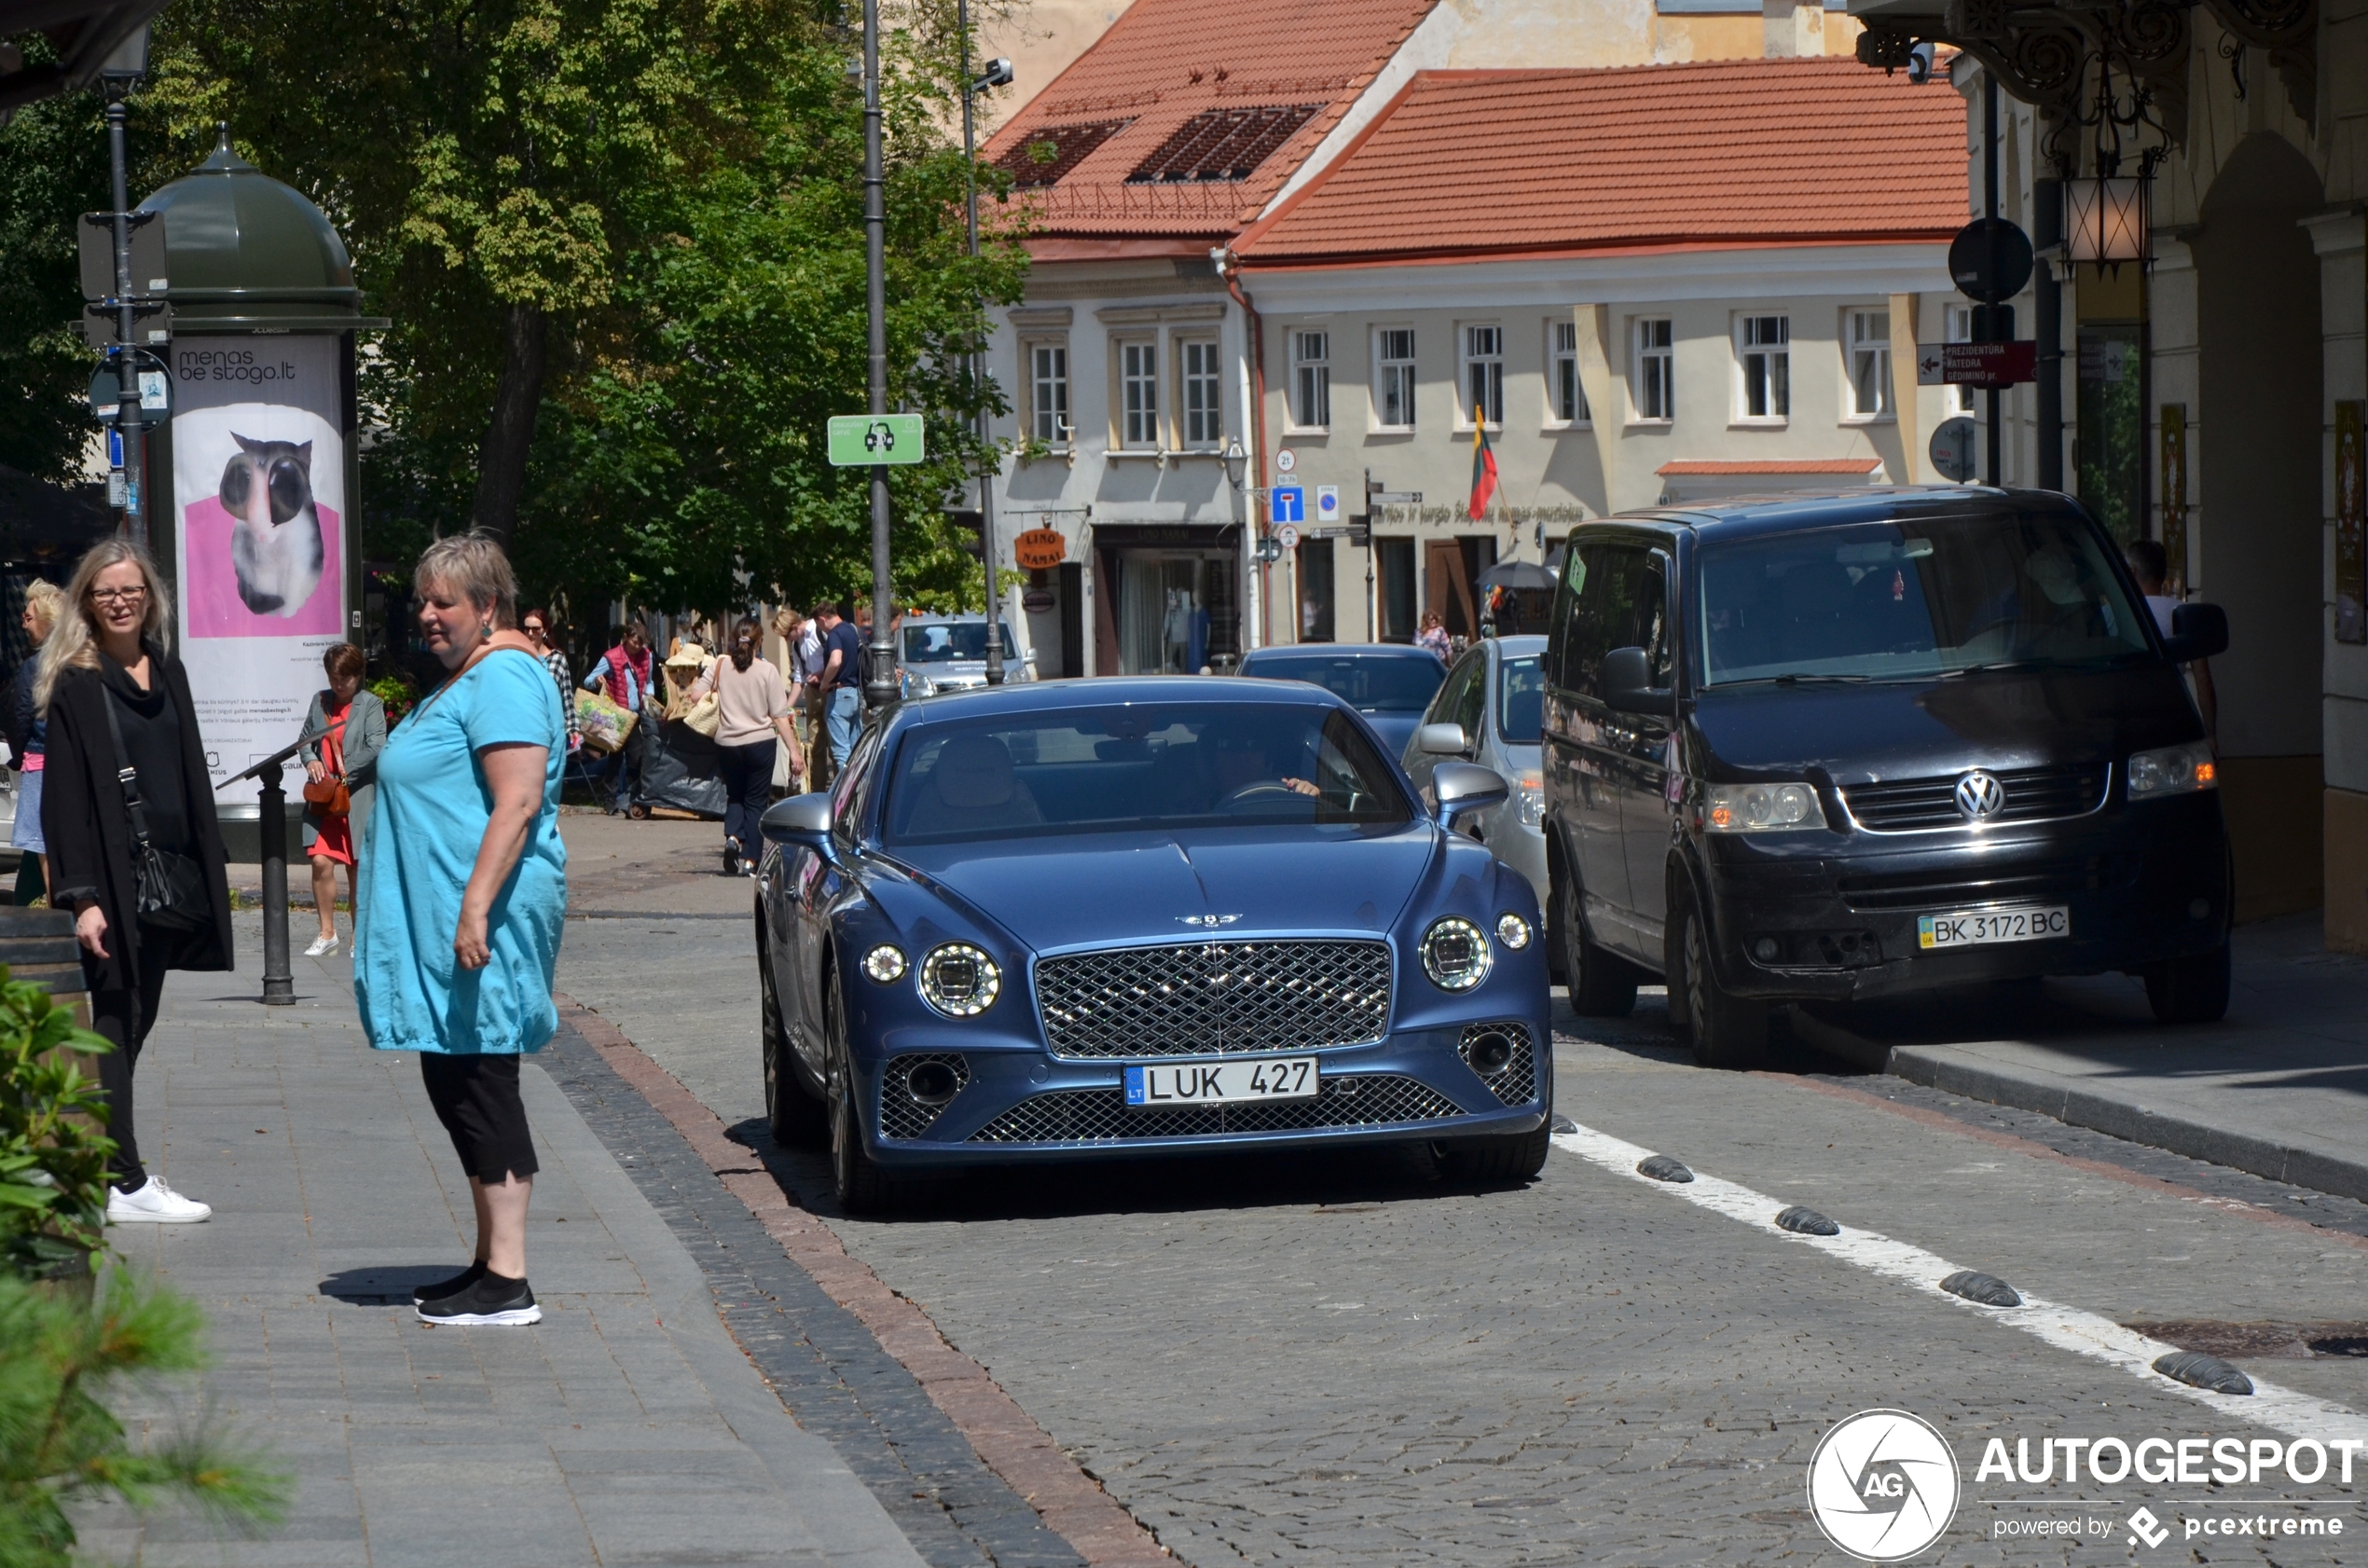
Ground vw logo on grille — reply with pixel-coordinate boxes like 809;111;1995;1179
1953;770;2006;821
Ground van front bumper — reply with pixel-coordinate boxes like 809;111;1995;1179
1696;791;2228;1003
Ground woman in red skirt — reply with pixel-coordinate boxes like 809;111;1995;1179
302;644;387;956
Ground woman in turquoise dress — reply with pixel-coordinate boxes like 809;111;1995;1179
355;534;566;1327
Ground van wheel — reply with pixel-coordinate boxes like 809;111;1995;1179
2145;941;2230;1024
1679;898;1768;1070
1558;867;1637;1017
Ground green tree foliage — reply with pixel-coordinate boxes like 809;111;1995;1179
0;972;116;1281
134;0;1026;620
0;1268;290;1568
0;40;108;484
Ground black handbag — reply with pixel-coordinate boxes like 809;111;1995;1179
99;685;210;932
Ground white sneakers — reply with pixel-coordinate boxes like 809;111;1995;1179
106;1176;212;1224
304;932;340;956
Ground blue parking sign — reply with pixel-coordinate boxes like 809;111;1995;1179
1271;485;1304;525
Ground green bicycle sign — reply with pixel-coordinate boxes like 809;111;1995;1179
827;414;926;467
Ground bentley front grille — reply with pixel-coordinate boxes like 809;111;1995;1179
967;1074;1461;1144
1034;939;1392;1059
1458;1022;1536;1108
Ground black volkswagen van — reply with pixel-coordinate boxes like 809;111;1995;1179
1541;488;2230;1069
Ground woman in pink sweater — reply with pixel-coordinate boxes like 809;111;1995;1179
690;617;802;874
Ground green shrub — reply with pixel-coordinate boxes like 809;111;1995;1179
0;973;115;1282
367;673;420;727
0;1268;291;1568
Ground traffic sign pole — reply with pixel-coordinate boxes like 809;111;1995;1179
863;0;896;711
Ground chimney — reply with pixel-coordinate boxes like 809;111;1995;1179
1763;0;1823;57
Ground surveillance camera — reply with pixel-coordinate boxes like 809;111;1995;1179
1906;42;1935;84
978;57;1015;89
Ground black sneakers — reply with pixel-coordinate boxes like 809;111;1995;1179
416;1270;542;1327
412;1261;487;1305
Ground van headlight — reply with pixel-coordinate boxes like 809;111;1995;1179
1516;772;1544;829
1702;782;1820;832
2127;742;2216;801
918;943;1000;1016
1422;916;1493;991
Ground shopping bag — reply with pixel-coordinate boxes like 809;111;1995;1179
576;689;637;755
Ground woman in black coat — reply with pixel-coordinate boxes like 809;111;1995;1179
39;540;235;1224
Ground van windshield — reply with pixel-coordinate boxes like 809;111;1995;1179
1696;515;2152;687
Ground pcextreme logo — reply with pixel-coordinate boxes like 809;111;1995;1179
1807;1410;1962;1562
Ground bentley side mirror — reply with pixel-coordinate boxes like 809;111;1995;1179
1416;722;1467;756
1604;646;1675;717
2162;602;2228;663
760;792;833;854
1432;761;1508;828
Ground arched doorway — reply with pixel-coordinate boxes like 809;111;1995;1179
2194;131;2324;919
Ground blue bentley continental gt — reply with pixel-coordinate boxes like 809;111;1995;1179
754;679;1552;1212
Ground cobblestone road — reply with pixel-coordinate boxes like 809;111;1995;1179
554;819;2368;1565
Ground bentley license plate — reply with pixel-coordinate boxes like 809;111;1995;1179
1123;1058;1318;1107
1917;905;2070;949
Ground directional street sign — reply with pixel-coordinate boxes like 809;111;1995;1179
1270;485;1305;525
827;413;926;466
1916;341;2036;388
1315;484;1341;521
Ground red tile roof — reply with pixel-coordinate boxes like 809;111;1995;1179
1657;460;1886;475
1234;59;1966;267
983;0;1439;241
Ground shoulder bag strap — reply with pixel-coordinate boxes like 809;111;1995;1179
97;683;158;853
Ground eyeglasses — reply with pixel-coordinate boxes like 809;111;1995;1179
522;624;545;634
89;586;147;606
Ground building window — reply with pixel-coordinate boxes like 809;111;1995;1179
1846;309;1891;420
1375;328;1416;430
1551;319;1588;425
1737;313;1789;421
1029;342;1069;443
1291;330;1330;430
1120;340;1159;447
1633;318;1673;421
1944;304;1976;415
1180;338;1222;447
1461;324;1503;426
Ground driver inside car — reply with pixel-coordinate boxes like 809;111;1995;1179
1209;727;1320;805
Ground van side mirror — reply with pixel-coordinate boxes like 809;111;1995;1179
2162;602;2228;663
1432;761;1508;827
1415;722;1467;756
760;791;833;854
1604;646;1674;717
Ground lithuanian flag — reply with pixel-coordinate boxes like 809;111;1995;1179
1467;421;1499;521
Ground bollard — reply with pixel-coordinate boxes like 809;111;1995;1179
258;758;294;1006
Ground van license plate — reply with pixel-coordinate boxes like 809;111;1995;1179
1918;906;2070;949
1124;1058;1318;1107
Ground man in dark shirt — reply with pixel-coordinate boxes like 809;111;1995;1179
814;604;866;769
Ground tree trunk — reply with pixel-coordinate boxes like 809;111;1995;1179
468;303;547;543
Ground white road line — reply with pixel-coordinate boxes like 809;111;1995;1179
1550;1121;2368;1442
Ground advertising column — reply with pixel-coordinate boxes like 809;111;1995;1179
169;336;348;805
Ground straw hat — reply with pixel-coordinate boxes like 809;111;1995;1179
665;640;709;669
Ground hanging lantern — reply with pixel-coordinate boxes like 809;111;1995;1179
2063;176;2148;264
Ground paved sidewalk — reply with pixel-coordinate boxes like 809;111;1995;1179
72;912;927;1568
1793;912;2368;1202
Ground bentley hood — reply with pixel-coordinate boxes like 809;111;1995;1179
887;825;1441;955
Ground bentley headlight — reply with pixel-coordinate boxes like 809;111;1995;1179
1495;914;1532;951
2127;741;2216;801
1422;916;1493;991
862;944;907;983
918;942;1000;1017
1703;781;1820;833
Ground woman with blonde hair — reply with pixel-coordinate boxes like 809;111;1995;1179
7;579;65;900
40;540;236;1224
356;533;567;1327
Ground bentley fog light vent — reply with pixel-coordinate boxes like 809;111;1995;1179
905;1058;962;1106
1422;917;1492;991
920;943;1001;1017
863;944;907;983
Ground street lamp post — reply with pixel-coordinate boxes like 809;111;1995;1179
861;0;897;710
957;1;1013;683
99;27;148;544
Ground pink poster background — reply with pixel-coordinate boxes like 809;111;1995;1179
181;495;343;638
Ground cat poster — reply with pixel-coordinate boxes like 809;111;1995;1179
171;336;351;806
